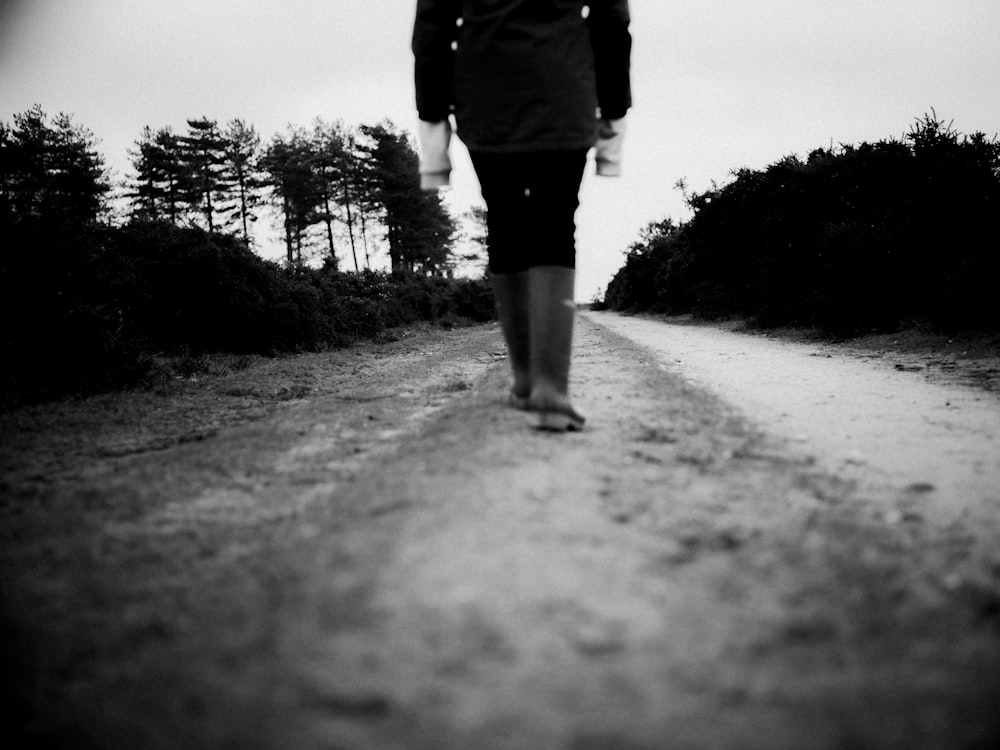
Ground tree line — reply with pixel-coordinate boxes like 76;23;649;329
0;107;491;402
602;113;1000;335
2;105;457;275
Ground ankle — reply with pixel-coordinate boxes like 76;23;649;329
511;370;531;399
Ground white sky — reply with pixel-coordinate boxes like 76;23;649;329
3;0;999;299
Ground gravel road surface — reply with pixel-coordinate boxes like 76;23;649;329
2;313;999;750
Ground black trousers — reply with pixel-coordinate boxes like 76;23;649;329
470;149;588;274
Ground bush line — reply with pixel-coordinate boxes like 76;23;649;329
602;113;1000;336
1;221;495;401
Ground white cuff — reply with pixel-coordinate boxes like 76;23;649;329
418;119;452;190
595;117;627;177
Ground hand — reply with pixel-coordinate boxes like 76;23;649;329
418;119;452;190
595;117;627;177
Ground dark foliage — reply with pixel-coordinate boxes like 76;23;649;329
1;106;110;232
1;221;494;401
126;114;454;274
359;122;456;274
604;114;1000;335
1;108;484;402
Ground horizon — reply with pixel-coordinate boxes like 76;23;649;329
3;0;1000;298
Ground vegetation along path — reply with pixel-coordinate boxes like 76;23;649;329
2;313;1000;749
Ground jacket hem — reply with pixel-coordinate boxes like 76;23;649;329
460;137;595;155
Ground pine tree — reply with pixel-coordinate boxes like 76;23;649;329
223;119;265;246
1;106;108;230
311;119;347;269
455;205;488;275
179;117;229;233
1;106;47;226
0;121;12;226
128;126;185;224
129;126;161;222
154;128;186;224
359;121;455;274
342;128;380;270
262;128;321;265
48;113;109;226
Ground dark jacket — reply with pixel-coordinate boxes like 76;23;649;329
413;0;631;153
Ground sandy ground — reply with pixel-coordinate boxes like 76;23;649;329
2;313;999;749
590;312;1000;528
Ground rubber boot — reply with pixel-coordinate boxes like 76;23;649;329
528;265;585;431
490;271;532;408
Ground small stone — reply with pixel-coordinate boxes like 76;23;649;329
885;510;904;525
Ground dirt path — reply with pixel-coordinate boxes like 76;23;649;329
2;315;999;750
589;311;1000;528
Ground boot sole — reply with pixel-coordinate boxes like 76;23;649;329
536;411;585;432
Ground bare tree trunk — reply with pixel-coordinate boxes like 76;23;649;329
387;224;402;271
359;207;371;269
323;194;336;265
202;165;215;233
339;179;360;272
283;193;293;264
167;176;179;225
238;170;250;244
345;199;359;272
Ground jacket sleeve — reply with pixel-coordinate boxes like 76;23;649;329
412;0;462;122
588;0;632;120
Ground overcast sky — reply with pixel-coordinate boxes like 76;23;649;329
3;0;999;299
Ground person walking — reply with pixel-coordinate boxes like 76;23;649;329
413;0;631;431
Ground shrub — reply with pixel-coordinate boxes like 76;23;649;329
604;114;1000;335
1;221;494;401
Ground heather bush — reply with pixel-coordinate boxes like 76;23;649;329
604;114;1000;335
1;221;494;400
